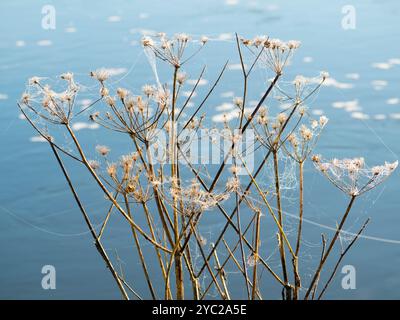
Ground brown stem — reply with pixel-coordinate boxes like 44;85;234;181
317;218;370;300
293;160;304;299
251;209;261;300
49;144;130;300
123;194;156;299
304;195;357;299
272;148;290;299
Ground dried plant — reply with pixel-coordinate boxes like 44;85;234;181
18;33;397;300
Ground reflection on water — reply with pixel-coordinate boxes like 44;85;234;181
0;0;400;299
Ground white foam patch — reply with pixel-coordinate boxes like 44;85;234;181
345;73;360;80
225;0;239;5
228;63;246;71
303;56;313;63
37;40;52;46
65;27;77;33
266;4;279;11
321;78;353;89
0;93;8;100
212;108;252;123
351;112;369;120
212;112;237;123
332;100;361;112
220;91;234;98
372;62;391;70
187;79;208;86
139;13;149;19
16;40;26;47
108;16;121;22
371;80;387;90
215;103;235;111
72;122;100;131
79;99;93;107
373;114;386;120
372;58;400;70
390;113;400;120
386;98;400;105
388;58;400;65
218;33;234;41
312;109;324;116
182;91;197;98
130;28;157;36
30;136;47;143
101;67;128;77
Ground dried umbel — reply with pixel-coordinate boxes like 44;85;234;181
256;109;294;149
89;86;168;143
274;72;328;105
162;179;230;218
242;36;301;74
101;152;150;202
21;73;79;124
313;156;398;196
284;116;329;162
141;33;206;67
90;68;110;84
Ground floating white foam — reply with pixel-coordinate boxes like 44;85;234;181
388;58;400;65
187;79;208;86
351;112;369;120
79;99;93;107
139;13;149;19
312;109;324;116
373;114;386;120
390;113;400;120
16;40;26;47
345;73;360;80
386;98;400;105
182;91;197;98
303;56;313;63
129;28;157;36
0;93;8;100
332;99;361;112
228;63;246;70
220;91;234;98
215;103;234;111
65;27;77;33
212;108;252;123
266;4;279;11
372;58;400;70
212;110;239;123
218;33;233;41
371;80;387;90
372;62;391;70
225;0;239;5
212;113;233;123
322;78;353;89
101;67;128;77
72;122;100;131
30;136;47;143
108;16;121;22
37;40;52;46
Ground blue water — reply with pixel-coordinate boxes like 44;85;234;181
0;0;400;299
